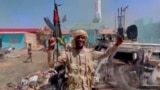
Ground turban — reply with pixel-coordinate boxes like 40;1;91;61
71;30;88;48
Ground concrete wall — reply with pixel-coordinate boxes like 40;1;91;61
25;33;39;50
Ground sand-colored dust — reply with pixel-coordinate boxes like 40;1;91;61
0;62;12;67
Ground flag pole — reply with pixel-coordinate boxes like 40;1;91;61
54;0;60;62
54;0;59;63
56;29;59;63
53;0;63;63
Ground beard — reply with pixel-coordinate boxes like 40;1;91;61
75;41;85;50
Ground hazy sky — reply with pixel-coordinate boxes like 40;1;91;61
0;0;160;29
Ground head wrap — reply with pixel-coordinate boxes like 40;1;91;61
71;30;88;48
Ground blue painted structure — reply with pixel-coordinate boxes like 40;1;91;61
0;33;25;49
63;35;72;43
86;30;98;44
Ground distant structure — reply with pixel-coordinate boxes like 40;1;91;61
117;6;128;30
117;6;128;39
93;0;102;23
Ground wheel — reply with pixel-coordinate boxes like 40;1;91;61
60;81;68;90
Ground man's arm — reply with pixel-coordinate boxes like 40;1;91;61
96;45;118;60
54;50;67;68
93;36;123;60
48;50;66;67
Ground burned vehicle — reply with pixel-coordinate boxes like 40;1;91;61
93;24;160;89
94;43;160;90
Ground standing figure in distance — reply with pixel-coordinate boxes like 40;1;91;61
25;43;32;63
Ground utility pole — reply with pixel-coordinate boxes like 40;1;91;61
115;13;117;30
122;6;128;31
117;7;123;29
121;7;123;28
117;6;128;29
117;6;128;39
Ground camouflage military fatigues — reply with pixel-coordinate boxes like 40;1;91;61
47;50;55;68
56;46;116;90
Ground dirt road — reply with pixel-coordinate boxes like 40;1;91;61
0;51;49;88
0;50;116;90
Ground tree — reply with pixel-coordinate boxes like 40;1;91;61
37;27;53;48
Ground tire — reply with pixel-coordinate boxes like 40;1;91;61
60;81;68;90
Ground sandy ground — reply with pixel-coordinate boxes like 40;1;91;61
0;51;49;88
0;50;115;90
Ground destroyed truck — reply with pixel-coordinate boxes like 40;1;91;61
93;24;160;89
94;42;160;90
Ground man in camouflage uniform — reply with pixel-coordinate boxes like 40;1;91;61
53;30;123;90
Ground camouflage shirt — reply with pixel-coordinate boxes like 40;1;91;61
56;46;117;90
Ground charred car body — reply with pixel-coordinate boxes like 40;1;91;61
94;24;160;89
95;43;160;89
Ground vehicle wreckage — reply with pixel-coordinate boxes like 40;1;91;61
94;25;160;90
94;42;160;90
46;41;160;90
44;25;160;90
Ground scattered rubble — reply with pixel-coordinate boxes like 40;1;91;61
5;49;28;58
3;69;55;90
